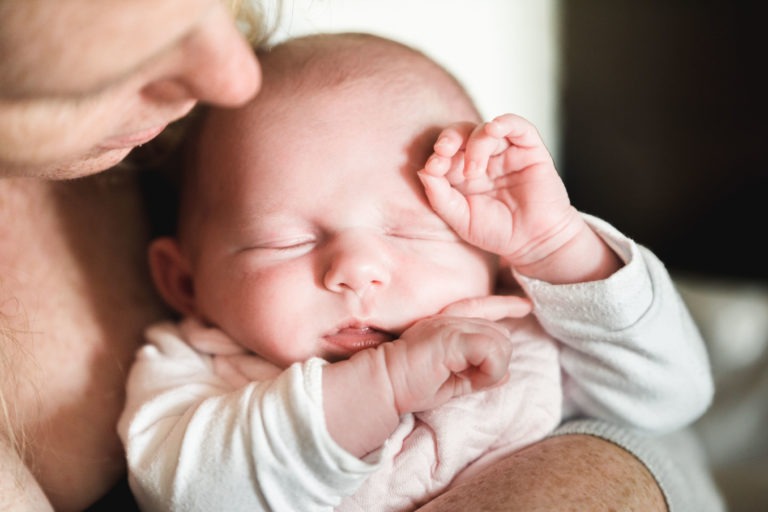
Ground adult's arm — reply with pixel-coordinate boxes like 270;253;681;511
419;419;725;512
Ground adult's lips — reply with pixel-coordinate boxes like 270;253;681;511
99;124;167;150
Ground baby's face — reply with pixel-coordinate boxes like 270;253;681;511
188;82;496;367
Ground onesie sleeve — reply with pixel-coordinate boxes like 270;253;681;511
117;322;378;512
514;214;714;432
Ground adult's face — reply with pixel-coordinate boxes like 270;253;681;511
0;0;262;178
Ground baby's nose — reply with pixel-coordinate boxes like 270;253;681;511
322;231;391;298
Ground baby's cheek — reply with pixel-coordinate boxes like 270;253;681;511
233;281;314;363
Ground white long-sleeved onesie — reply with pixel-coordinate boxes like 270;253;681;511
121;313;560;512
118;214;713;511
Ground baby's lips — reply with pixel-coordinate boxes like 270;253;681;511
324;326;396;355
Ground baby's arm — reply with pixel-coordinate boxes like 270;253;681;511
323;313;513;458
120;323;376;511
419;113;622;284
120;306;522;511
520;216;714;432
419;115;713;431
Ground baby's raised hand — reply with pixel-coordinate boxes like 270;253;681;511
383;315;512;415
418;114;582;269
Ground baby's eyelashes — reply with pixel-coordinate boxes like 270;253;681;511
265;239;315;251
386;225;462;243
239;235;316;255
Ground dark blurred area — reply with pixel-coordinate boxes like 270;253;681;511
561;5;768;511
560;2;768;283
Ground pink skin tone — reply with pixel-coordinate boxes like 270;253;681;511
150;84;533;458
0;0;261;179
0;1;262;509
419;114;624;285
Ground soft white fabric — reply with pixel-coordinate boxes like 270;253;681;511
119;315;561;512
118;335;374;512
119;214;714;511
517;214;713;432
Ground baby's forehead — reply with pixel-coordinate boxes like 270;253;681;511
188;34;480;192
256;33;478;114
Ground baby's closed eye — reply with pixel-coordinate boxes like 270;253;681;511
386;221;462;243
238;234;317;257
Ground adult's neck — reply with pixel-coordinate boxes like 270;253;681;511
0;174;168;511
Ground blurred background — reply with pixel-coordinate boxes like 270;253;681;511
268;1;768;510
558;4;768;511
268;0;561;153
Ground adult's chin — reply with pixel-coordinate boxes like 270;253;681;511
47;147;134;180
0;146;135;180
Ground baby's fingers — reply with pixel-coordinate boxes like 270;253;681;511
463;122;510;179
423;152;466;184
417;171;471;234
423;122;477;183
432;122;477;157
486;113;544;149
454;328;512;390
440;295;532;321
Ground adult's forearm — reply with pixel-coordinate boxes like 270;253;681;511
421;418;726;512
417;433;666;512
553;420;725;512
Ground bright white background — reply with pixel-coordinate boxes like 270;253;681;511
264;0;562;160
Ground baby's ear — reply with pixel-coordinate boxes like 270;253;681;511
148;237;197;317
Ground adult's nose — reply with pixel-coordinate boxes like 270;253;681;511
322;231;391;299
143;5;261;107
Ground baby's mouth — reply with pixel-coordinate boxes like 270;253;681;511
324;326;396;355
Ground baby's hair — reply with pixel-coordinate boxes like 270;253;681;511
257;32;480;119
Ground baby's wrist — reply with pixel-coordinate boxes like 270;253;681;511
505;208;584;271
322;348;400;457
508;213;622;284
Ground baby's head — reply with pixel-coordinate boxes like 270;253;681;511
150;32;500;366
176;33;482;246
